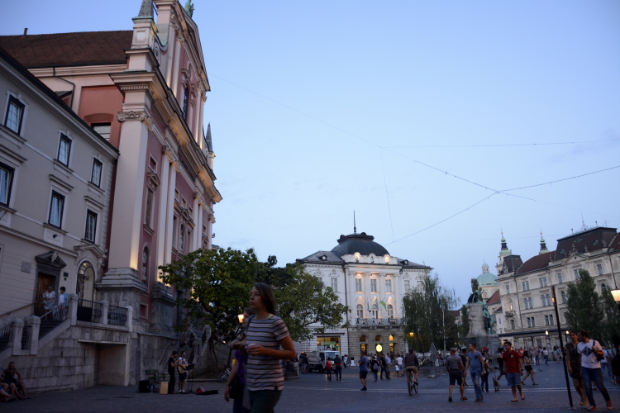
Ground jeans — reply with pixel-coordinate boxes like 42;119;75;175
601;363;612;376
233;384;249;413
326;369;331;380
481;373;489;391
335;366;342;380
544;355;548;364
582;367;610;408
168;373;175;394
248;389;282;413
372;370;378;381
470;370;483;400
380;367;390;379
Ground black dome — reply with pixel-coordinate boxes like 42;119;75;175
331;233;390;258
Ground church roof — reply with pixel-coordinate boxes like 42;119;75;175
486;290;501;305
477;272;498;286
499;255;523;275
554;227;617;260
0;31;132;68
516;251;554;275
330;232;390;258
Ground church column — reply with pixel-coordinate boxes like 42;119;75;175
191;196;199;251
378;273;385;319
392;273;399;319
165;22;176;86
172;37;183;97
155;152;170;281
197;203;204;249
364;272;371;317
164;160;177;265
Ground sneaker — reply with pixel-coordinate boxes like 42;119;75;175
361;387;367;391
449;397;452;402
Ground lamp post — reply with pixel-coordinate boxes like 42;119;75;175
551;286;573;409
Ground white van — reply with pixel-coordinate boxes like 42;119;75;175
306;350;340;372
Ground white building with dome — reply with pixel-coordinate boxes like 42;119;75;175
477;262;499;300
295;231;431;360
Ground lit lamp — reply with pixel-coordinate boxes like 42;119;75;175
238;314;244;323
611;289;620;315
545;331;549;336
409;332;414;337
566;330;569;335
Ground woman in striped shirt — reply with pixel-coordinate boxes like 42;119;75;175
244;283;296;413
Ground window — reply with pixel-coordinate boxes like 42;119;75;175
522;282;526;291
57;134;71;166
387;304;394;318
371;303;378;319
546;294;551;306
601;283;607;291
404;280;410;291
355;278;362;292
179;223;185;253
182;87;189;120
370;279;377;292
524;298;529;309
528;297;533;309
0;162;15;206
331;277;337;292
574;269;579;280
597;264;603;275
531;317;536;327
92;123;111;141
84;210;97;242
4;96;24;134
550;315;554;325
510;320;515;329
91;159;102;187
545;315;549;326
561;291;566;304
527;318;531;328
144;189;153;227
543;277;547;287
142;246;149;284
48;191;65;227
506;285;510;294
542;295;546;307
558;273;563;283
526;281;530;290
385;279;392;293
356;304;363;319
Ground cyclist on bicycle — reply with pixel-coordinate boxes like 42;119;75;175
404;348;420;386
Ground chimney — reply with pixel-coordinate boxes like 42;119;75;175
23;28;28;36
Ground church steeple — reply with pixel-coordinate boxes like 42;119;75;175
499;231;511;257
539;231;549;255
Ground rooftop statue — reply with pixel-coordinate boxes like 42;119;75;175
185;0;194;17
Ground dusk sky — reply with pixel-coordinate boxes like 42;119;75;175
3;0;619;305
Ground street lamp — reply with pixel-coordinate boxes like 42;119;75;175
238;314;244;323
611;289;620;315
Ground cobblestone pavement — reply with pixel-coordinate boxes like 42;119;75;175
3;362;620;412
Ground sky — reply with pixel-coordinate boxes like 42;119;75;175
3;0;619;306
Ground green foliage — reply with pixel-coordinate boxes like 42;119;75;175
565;269;605;342
402;273;459;352
600;287;620;345
471;278;479;294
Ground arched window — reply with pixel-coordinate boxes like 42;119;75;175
356;304;363;319
510;320;515;330
375;335;382;342
601;283;607;290
507;298;513;311
142;246;149;285
360;335;367;342
77;261;95;301
387;304;394;318
389;335;394;341
371;303;378;319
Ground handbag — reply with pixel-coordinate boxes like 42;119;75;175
229;371;243;400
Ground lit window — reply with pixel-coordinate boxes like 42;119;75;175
371;279;377;292
57;134;71;166
91;159;102;187
84;210;97;242
4;96;24;134
331;277;338;292
385;279;392;293
0;162;15;206
49;191;65;228
145;189;153;227
597;264;603;275
355;278;362;292
92;123;111;141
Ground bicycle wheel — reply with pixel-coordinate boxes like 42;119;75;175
408;377;413;396
413;381;418;393
217;371;228;383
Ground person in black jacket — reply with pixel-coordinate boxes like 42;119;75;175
168;351;178;394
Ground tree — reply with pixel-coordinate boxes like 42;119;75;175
471;278;479;294
160;248;257;371
402;273;459;352
254;257;350;341
565;269;605;342
600;287;620;346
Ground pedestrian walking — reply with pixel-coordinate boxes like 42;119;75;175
359;351;368;391
371;356;379;382
521;351;538;385
460;348;470;387
496;347;506;383
446;348;466;402
343;354;348;370
325;358;332;381
503;341;525;402
577;329;612;411
226;308;256;413
334;354;342;381
244;283;297;413
380;354;390;380
611;335;620;385
543;347;549;364
566;331;588;407
480;354;495;392
465;343;485;402
396;354;404;377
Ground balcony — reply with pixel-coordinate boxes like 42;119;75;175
355;317;401;328
505;311;515;318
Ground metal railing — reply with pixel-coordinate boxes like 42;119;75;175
0;323;11;353
356;317;401;327
0;303;35;324
77;299;103;323
21;325;31;350
108;305;128;327
39;304;69;339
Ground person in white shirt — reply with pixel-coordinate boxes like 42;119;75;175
397;354;404;377
42;286;55;319
577;330;612;411
177;351;189;393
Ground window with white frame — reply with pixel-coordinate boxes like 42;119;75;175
524;298;529;309
549;314;554;325
4;96;25;134
526;280;530;290
331;277;338;292
528;297;532;308
404;279;410;291
92;123;111;141
527;317;531;328
561;290;566;303
356;304;363;319
574;269;579;280
543;277;547;287
91;159;102;187
0;162;15;206
546;294;551;306
355;278;362;292
370;279;377;292
506;285;510;294
510;320;515;329
48;191;65;227
84;210;97;242
597;264;603;275
542;295;547;307
387;304;394;318
523;282;526;291
385;279;392;293
545;315;549;325
558;273;563;283
531;317;536;327
57;134;71;166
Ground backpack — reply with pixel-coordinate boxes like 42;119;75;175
612;347;620;377
372;360;379;371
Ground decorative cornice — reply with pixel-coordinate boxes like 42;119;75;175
117;111;147;123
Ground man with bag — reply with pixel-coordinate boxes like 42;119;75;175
577;329;612;411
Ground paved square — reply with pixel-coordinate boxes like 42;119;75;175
3;362;619;412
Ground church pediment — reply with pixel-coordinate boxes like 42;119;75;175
35;250;67;269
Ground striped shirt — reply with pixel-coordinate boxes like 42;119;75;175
245;315;290;391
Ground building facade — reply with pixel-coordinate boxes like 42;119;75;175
496;227;620;350
296;231;431;360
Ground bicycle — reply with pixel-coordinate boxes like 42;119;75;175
407;369;418;396
217;366;231;383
